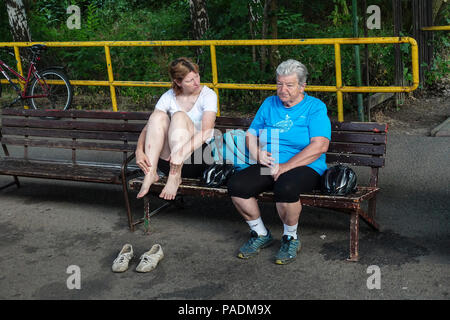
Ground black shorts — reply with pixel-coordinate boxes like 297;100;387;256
157;143;213;178
227;164;321;203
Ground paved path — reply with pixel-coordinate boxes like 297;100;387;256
0;133;448;300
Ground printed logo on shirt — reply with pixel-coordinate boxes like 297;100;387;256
274;114;293;133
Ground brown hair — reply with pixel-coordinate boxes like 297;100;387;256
169;57;200;95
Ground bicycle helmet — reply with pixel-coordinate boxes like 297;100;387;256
201;163;235;188
321;164;357;196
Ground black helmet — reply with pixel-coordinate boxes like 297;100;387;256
321;165;357;196
201;163;235;188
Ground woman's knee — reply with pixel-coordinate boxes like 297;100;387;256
149;109;170;126
273;182;299;202
169;112;194;139
227;174;247;197
171;111;192;126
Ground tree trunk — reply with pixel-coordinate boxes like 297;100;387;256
260;0;270;71
249;0;277;71
268;0;278;70
432;0;445;24
189;0;209;41
5;0;31;42
189;0;209;60
248;0;262;63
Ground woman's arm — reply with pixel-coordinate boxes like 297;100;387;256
272;136;329;180
135;124;151;174
246;131;275;167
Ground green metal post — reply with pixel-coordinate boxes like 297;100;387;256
352;0;365;121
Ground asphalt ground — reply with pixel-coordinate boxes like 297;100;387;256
0;132;448;303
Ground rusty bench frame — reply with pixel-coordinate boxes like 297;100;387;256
0;108;151;223
126;116;388;262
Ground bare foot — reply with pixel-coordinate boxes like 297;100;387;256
137;170;159;199
159;174;181;200
159;162;182;200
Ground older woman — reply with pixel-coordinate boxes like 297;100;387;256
227;59;331;265
135;57;217;200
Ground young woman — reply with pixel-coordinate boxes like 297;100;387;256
135;57;217;200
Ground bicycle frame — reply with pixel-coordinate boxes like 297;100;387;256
0;58;49;99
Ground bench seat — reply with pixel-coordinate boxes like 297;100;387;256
0;157;140;184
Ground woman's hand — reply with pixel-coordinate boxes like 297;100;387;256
271;163;290;181
168;148;185;166
258;150;275;167
136;148;151;174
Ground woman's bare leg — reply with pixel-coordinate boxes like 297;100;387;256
137;110;171;199
159;111;195;200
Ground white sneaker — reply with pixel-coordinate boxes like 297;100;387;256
136;244;164;273
112;244;134;273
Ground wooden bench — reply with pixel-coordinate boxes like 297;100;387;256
127;116;388;262
0;108;150;227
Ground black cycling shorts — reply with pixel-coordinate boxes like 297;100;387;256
227;164;321;203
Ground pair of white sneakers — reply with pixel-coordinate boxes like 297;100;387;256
112;243;164;273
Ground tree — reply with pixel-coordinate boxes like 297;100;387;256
189;0;209;40
6;0;31;42
248;0;278;71
189;0;209;59
248;0;262;62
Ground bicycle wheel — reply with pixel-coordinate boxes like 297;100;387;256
29;69;73;110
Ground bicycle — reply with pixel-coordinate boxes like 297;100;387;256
0;44;73;110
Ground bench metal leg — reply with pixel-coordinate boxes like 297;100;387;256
367;196;378;230
347;209;360;262
131;194;184;233
0;176;20;191
141;195;172;234
122;182;135;232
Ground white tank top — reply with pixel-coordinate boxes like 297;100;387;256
154;86;218;132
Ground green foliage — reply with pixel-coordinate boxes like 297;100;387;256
330;0;351;26
424;37;450;86
0;1;12;42
1;0;447;114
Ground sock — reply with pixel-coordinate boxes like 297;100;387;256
246;217;268;236
283;223;298;239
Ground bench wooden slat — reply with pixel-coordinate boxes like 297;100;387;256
128;176;378;207
2;118;144;132
1;108;150;120
2;127;141;142
326;153;384;167
0;158;125;183
215;117;253;127
331;121;388;133
1;137;136;152
331;131;386;144
215;118;388;134
327;143;386;155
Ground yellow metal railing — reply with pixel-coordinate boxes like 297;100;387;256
0;37;419;121
421;26;450;31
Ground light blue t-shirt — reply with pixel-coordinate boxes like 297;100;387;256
248;93;331;175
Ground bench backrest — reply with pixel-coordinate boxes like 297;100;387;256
0;109;149;162
215;116;387;167
1;110;387;185
214;116;387;187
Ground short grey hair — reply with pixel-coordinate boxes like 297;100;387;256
276;59;308;85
